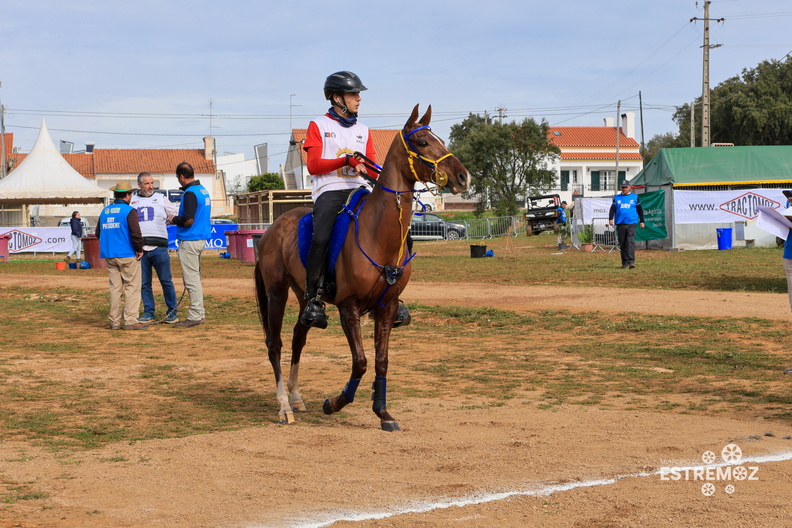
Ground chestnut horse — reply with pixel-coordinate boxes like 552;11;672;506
254;105;470;431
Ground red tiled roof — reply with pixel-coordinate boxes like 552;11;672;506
93;149;214;174
63;153;97;178
292;128;399;166
561;152;643;160
548;127;639;148
6;148;213;180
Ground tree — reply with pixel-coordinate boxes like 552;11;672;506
247;173;285;192
671;57;792;146
643;131;685;165
449;114;560;217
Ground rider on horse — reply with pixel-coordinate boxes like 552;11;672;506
301;71;411;329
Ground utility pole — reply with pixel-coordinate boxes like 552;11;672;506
289;94;301;134
691;1;724;147
495;106;507;124
614;100;621;186
638;91;646;166
690;101;695;147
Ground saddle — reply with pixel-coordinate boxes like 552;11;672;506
298;187;370;278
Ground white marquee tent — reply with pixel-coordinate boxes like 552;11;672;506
0;120;109;225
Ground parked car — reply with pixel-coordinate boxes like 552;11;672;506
58;217;93;235
211;218;237;225
410;213;466;240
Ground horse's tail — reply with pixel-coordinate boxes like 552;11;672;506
254;264;269;339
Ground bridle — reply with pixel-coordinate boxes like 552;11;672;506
400;125;453;187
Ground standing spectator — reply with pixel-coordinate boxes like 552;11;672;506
96;181;147;331
65;211;83;262
170;162;211;327
131;172;179;324
782;190;792;374
555;200;568;249
609;180;645;269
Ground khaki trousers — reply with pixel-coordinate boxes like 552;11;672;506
178;239;205;321
106;257;141;327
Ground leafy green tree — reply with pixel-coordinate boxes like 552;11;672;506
671;57;792;146
643;131;685;165
247;173;285;192
449;114;560;216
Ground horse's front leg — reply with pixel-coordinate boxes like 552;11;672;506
323;301;367;415
372;299;401;432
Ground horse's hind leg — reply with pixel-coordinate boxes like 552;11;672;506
264;282;298;424
286;296;310;413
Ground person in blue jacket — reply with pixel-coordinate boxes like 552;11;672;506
170;162;211;327
96;181;146;330
609;180;645;269
782;190;792;374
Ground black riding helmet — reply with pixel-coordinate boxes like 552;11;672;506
324;71;367;100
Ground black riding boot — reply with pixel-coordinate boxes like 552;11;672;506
301;261;328;329
301;297;328;329
393;300;411;328
300;279;328;329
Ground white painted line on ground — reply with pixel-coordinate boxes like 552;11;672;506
257;450;792;528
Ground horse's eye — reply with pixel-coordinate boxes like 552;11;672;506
418;140;429;148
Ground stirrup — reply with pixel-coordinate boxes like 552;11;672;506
393;300;411;328
300;299;328;329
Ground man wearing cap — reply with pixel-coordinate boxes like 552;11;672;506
96;181;146;330
609;180;645;269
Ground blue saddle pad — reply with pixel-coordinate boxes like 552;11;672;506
298;188;370;274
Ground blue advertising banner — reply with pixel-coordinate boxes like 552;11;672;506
167;224;239;250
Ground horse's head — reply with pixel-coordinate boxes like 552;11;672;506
400;104;470;194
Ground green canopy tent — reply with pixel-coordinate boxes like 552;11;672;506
631;146;792;250
632;146;792;188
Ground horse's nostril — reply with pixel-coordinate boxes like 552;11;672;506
457;172;469;186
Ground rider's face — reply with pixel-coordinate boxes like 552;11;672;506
337;92;361;115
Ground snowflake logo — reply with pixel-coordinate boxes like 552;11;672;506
701;483;716;496
701;451;716;464
732;466;749;481
725;484;736;495
721;444;742;463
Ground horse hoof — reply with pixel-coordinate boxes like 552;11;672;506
291;400;307;412
381;421;401;432
323;398;334;415
278;411;295;425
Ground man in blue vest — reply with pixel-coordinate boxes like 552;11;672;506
96;181;146;330
609;180;645;269
171;162;211;327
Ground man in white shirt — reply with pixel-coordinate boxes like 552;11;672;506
131;172;179;324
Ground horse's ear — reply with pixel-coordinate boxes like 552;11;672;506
418;105;432;126
407;104;420;127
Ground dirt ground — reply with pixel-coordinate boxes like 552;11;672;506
2;272;792;528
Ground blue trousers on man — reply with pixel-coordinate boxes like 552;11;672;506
140;246;178;319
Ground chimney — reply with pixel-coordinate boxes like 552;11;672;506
620;112;636;139
85;142;95;154
203;137;215;161
603;117;614;127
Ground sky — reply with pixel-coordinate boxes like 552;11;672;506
1;0;791;173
